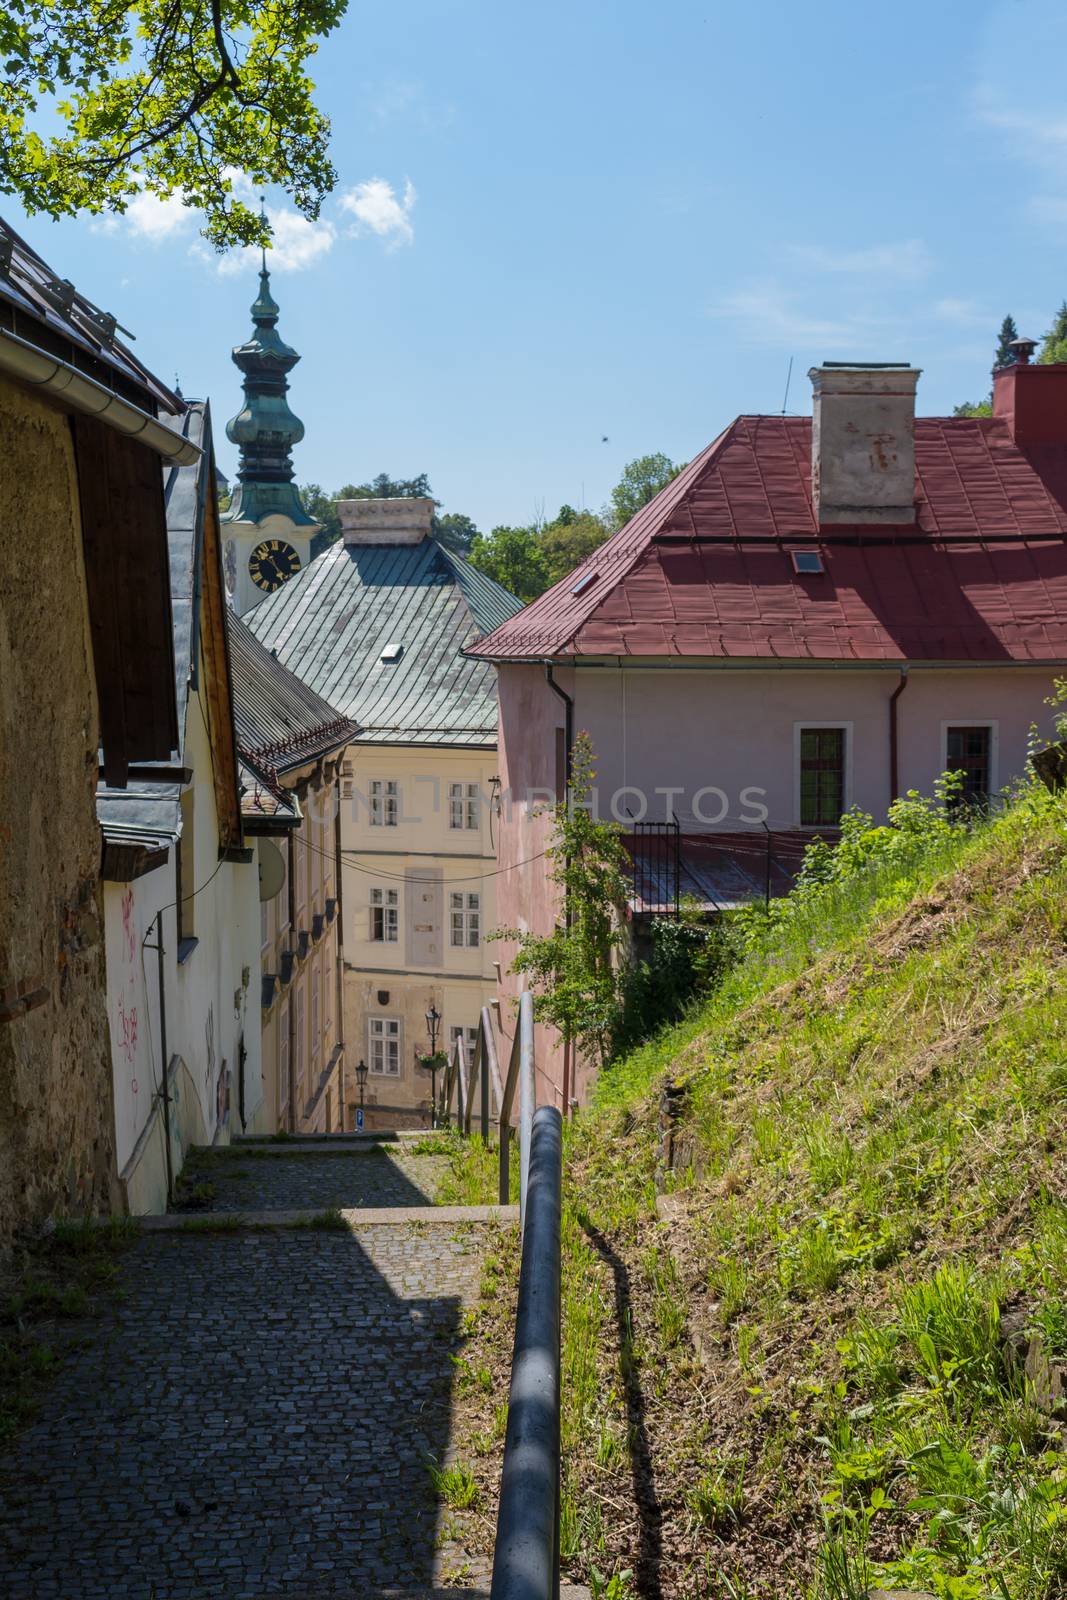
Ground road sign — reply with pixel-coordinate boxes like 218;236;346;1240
356;1107;364;1131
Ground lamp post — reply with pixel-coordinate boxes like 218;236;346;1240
425;1002;441;1126
355;1057;368;1131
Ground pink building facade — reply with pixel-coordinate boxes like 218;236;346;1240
473;355;1067;1106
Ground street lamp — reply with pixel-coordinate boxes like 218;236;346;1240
355;1057;368;1131
425;1003;442;1126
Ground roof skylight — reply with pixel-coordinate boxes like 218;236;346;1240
790;550;825;575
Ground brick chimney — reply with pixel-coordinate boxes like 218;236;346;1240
992;340;1067;447
339;497;435;545
808;362;921;525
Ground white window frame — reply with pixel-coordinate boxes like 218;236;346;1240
449;891;481;948
370;886;399;943
368;1016;401;1077
940;720;998;798
448;782;480;831
793;721;853;829
370;779;399;827
449;1024;479;1062
260;897;271;954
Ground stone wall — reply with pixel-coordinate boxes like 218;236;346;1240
0;374;117;1240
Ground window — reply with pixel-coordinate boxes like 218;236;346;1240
295;832;307;913
177;785;197;946
323;939;333;1039
449;782;480;830
294;984;306;1106
370;887;399;943
369;1017;401;1076
370;780;399;827
277;849;291;938
799;726;846;827
450;891;481;948
260;898;271;953
790;549;824;575
278;1003;290;1120
310;958;321;1065
945;725;992;805
449;1025;479;1063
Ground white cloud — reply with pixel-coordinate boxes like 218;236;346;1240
340;177;416;249
788;239;932;281
125;190;196;241
708;280;885;350
213;207;336;276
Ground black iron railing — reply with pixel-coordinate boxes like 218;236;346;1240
631;816;681;917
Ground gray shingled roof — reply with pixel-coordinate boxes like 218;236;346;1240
228;611;357;778
246;537;522;747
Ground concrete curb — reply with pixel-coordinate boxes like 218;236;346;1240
139;1203;519;1232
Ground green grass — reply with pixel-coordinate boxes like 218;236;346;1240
543;784;1067;1595
426;1457;480;1509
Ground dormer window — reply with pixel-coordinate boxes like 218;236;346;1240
790;549;824;575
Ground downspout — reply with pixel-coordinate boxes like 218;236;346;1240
543;663;575;1116
144;909;174;1206
889;665;910;808
287;830;297;1133
334;764;346;1131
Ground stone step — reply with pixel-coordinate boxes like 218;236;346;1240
142;1203;518;1232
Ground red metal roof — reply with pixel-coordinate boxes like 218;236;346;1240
467;415;1067;663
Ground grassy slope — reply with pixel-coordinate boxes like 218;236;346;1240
548;788;1067;1598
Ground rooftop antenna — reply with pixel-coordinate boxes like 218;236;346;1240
781;355;794;416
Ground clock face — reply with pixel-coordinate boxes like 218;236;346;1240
249;539;301;593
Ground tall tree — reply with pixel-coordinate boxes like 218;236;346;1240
995;314;1020;368
0;0;344;248
434;512;479;556
610;452;684;529
538;506;609;587
468;525;548;602
1040;303;1067;365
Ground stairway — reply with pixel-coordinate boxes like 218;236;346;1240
0;1135;519;1598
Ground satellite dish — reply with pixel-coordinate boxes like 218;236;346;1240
258;838;286;902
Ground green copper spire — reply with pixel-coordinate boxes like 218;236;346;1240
222;257;316;527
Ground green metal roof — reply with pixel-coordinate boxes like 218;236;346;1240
245;537;522;746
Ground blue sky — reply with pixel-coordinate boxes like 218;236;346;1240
10;0;1067;530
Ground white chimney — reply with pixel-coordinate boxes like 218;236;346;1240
808;363;921;525
339;496;435;545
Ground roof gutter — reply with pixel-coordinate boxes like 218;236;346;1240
0;325;200;465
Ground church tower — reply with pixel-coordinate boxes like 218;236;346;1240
221;257;319;615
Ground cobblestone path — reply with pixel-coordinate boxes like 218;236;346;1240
0;1147;509;1598
182;1145;449;1212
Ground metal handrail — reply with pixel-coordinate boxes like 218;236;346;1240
439;992;562;1596
490;1021;562;1600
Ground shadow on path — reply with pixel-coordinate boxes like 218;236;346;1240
581;1219;663;1600
179;1145;447;1212
0;1223;485;1598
